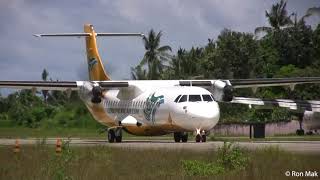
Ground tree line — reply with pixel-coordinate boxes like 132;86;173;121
0;69;101;129
0;1;319;128
131;1;320;123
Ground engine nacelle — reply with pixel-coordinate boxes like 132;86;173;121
303;111;320;130
78;81;104;104
91;85;103;104
212;80;233;102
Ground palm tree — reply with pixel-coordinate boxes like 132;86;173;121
255;0;293;35
41;69;49;102
170;48;186;78
131;64;147;80
141;29;172;80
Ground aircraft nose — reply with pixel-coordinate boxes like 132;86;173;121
188;102;220;123
200;105;219;120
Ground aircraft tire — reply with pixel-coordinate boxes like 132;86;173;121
181;132;188;142
174;132;182;142
201;135;206;142
195;134;201;142
115;128;122;143
115;135;122;142
108;129;115;143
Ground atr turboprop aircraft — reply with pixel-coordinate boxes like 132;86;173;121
1;24;320;142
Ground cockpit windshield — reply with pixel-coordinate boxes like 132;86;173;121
178;95;188;102
189;95;201;102
202;94;213;102
174;95;182;102
176;94;214;103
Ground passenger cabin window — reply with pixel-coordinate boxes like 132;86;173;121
202;94;213;102
174;95;182;102
189;95;202;102
178;95;187;103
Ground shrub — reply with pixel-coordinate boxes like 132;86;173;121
217;142;249;171
182;142;249;176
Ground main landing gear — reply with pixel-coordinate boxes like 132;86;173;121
195;129;207;143
108;127;122;143
173;132;188;142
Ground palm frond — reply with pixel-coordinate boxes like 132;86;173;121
158;45;172;52
254;26;272;35
306;7;320;17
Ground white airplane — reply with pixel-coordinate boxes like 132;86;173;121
1;24;320;142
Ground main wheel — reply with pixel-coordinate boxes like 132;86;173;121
201;135;206;142
181;132;188;142
115;135;122;142
174;132;182;142
195;134;201;142
108;129;115;143
115;128;122;143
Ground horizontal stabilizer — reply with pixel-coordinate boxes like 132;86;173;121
33;33;90;37
34;33;144;38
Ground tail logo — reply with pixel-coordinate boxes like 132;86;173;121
88;57;98;70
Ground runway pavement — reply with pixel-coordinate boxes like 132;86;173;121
1;138;320;153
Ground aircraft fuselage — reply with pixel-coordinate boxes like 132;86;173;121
80;84;220;136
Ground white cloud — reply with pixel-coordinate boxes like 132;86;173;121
0;0;318;81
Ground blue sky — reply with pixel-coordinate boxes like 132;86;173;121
0;0;319;82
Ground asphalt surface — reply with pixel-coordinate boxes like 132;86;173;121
1;138;320;153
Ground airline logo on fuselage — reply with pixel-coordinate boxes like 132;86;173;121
143;93;164;124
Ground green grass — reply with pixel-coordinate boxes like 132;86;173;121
0;144;319;180
0;127;106;138
210;135;320;142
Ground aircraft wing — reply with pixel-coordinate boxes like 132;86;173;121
1;77;320;91
0;81;129;91
230;97;320;112
228;77;320;88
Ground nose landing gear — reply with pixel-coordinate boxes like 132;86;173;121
195;129;207;143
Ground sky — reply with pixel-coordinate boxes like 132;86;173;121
0;0;319;83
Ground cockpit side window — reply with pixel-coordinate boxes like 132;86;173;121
174;95;182;103
178;95;187;103
189;95;202;102
202;94;213;102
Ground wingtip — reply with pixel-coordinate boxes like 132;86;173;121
33;34;41;37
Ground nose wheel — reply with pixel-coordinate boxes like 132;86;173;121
195;129;207;143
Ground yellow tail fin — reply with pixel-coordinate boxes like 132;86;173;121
84;24;110;81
